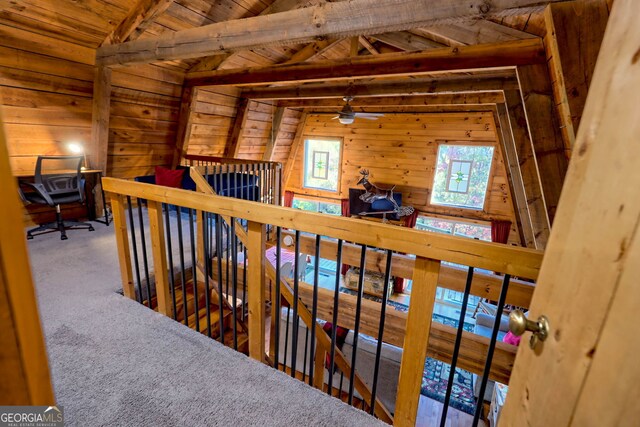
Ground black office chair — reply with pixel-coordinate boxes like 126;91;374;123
20;156;95;240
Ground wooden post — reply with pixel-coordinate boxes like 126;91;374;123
263;107;285;161
110;193;135;299
147;200;171;317
247;220;266;362
282;112;308;188
224;97;250;158
395;257;440;427
0;112;54;405
172;86;197;168
90;65;111;173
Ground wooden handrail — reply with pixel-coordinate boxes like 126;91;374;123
102;177;543;280
284;231;536;309
184;154;282;167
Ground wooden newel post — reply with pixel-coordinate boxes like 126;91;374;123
110;193;135;299
247;220;267;363
394;257;441;427
147;200;172;317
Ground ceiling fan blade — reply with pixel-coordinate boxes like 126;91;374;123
360;116;381;120
354;112;384;118
332;116;340;120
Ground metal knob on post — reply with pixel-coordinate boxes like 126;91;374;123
509;310;550;349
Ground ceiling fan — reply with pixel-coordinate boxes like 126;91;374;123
332;96;384;125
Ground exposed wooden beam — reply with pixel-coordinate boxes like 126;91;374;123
504;89;550;249
414;20;538;47
516;63;569;223
90;66;111;173
185;39;544;87
241;75;519;100
224;98;250;158
358;36;379;55
97;0;564;66
350;36;360;56
276;92;505;108
172;86;197;168
263;107;286;161
494;103;536;248
101;0;173;46
293;38;344;63
542;1;609;152
282;112;308;187
188;0;321;73
372;31;445;50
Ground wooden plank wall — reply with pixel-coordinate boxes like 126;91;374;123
108;65;183;178
286;113;519;240
185;87;240;157
0;24;95;174
184;91;304;163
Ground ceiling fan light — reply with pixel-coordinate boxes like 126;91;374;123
338;116;355;125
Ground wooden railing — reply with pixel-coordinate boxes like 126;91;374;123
103;173;543;426
181;154;282;206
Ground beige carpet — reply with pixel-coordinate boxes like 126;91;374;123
26;220;384;427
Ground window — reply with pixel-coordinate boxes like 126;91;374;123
414;215;491;311
303;138;341;192
415;216;492;241
292;197;341;215
431;144;494;210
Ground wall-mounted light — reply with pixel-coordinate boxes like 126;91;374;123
67;142;87;170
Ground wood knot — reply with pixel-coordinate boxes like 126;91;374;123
633;47;640;65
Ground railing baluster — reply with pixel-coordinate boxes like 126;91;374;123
290;230;301;377
273;227;282;369
111;194;135;299
242;243;247;320
188;208;199;332
308;234;321;386
215;214;225;344
230;218;238;350
370;249;393;414
164;204;178;320
247;220;266;362
348;244;367;405
147;200;171;316
136;198;152;308
327;239;343;395
440;266;475;426
202;211;212;338
176;206;188;325
472;274;511;427
125;200;139;295
283;305;290;372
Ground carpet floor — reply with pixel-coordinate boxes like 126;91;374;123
26;221;384;427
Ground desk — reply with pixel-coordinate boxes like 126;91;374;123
16;169;110;226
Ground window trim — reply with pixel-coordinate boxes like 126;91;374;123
429;140;498;212
301;136;344;193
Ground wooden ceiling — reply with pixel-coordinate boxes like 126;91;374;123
1;0;548;75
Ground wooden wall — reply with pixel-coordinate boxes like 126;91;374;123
184;93;304;163
0;24;95;174
186;87;240;157
286;112;518;238
108;65;183;178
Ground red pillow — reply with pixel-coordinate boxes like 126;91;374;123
155;166;184;188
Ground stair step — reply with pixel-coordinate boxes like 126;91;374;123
223;328;249;355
